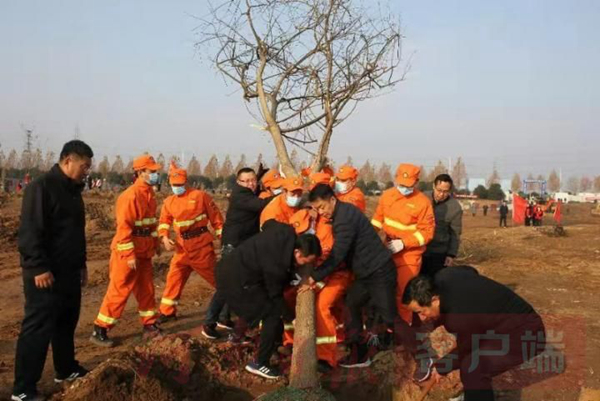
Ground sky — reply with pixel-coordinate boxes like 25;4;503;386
1;0;599;180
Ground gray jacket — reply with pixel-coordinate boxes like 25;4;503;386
424;191;463;257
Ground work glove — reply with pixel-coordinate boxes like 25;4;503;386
387;239;405;254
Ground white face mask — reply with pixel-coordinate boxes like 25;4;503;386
335;181;349;194
397;185;414;196
286;195;301;208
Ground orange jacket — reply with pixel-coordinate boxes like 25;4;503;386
371;188;435;258
260;194;299;227
337;187;366;213
259;190;272;199
158;188;224;253
111;178;158;261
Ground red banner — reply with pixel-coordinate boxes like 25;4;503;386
553;200;562;224
512;194;527;224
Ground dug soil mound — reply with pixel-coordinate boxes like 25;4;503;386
55;334;256;401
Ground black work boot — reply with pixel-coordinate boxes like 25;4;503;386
89;325;114;348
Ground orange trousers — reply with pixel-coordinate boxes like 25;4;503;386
283;271;352;367
393;252;422;325
95;252;157;329
159;250;216;316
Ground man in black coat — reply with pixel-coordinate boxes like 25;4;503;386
13;140;94;401
308;184;399;368
202;167;275;338
499;201;509;228
216;220;321;379
403;266;545;401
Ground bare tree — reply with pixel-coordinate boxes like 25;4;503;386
111;156;124;174
220;155;234;177
359;160;375;182
198;0;403;177
566;176;579;193
377;162;392;183
427;160;447;182
255;153;264;170
451;157;467;189
345;156;354;166
124;158;133;173
234;153;248;172
580;176;592;192
511;173;521;193
487;167;501;188
31;148;43;170
593;176;600;193
5;149;18;170
204;154;220;178
548;169;560;192
157;153;166;173
98;156;110;177
187;155;202;176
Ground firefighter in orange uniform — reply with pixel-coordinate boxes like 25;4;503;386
259;169;285;199
371;164;435;324
259;177;304;227
309;171;333;189
90;155;162;347
157;163;224;322
283;209;352;370
335;165;366;212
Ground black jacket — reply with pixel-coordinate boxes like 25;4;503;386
499;204;509;217
18;164;87;278
216;220;296;318
434;266;543;359
221;184;273;247
312;200;393;282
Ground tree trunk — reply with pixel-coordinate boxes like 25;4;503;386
289;265;319;389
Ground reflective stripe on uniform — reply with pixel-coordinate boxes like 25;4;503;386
215;228;223;236
174;214;207;228
161;298;178;306
371;219;383;229
413;231;426;246
97;313;117;325
383;217;417;231
139;310;156;317
158;223;170;231
284;323;295;331
316;336;337;345
117;242;134;251
151;231;158;238
134;218;157;226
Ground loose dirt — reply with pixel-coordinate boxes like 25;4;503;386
0;192;598;400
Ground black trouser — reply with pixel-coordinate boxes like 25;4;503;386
204;290;230;326
345;261;398;346
225;285;284;366
205;245;235;326
499;215;508;227
13;270;82;395
420;253;447;279
435;316;545;401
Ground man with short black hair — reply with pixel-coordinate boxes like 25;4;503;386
216;221;322;379
422;174;463;278
309;183;398;368
403;267;545;401
13;140;94;401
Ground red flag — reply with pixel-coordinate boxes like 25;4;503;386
554;200;562;224
512;194;527;224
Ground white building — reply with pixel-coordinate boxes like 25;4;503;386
553;192;600;203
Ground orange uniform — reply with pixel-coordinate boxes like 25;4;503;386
157;187;224;316
284;210;352;367
335;165;366;212
371;164;435;324
259;177;304;227
337;187;366;213
259;169;284;199
95;176;159;329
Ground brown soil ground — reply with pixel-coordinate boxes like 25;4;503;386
0;191;599;400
